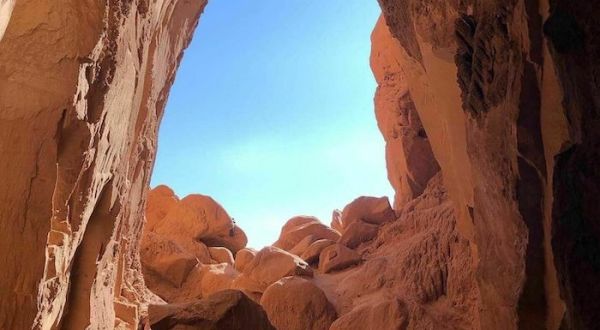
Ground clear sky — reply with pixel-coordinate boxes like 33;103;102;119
151;0;392;248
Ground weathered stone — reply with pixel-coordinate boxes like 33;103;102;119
148;290;274;330
300;239;336;264
261;277;337;330
318;244;361;273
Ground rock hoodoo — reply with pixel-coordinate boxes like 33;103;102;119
0;0;599;329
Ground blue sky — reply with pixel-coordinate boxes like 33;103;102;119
151;0;392;248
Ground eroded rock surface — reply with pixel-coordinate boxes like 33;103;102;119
273;216;341;251
0;1;207;329
372;0;599;328
232;246;313;295
261;277;337;330
1;0;599;329
148;290;274;330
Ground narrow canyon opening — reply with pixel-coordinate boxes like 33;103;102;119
139;2;459;329
1;0;599;329
150;1;393;248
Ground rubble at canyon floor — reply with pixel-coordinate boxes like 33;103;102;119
142;172;477;330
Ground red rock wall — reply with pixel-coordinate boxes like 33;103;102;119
371;16;440;209
0;0;206;329
1;0;598;329
374;0;599;329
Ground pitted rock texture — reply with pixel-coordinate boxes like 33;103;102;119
150;188;248;254
375;0;599;328
140;187;248;304
0;1;207;329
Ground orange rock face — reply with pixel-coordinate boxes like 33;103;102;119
139;180;474;328
260;277;337;330
273;216;341;251
2;0;599;328
234;248;258;273
232;246;314;295
371;22;441;210
329;298;408;330
318;244;362;273
151;193;247;255
373;0;600;328
0;1;207;329
140;187;249;305
148;290;274;330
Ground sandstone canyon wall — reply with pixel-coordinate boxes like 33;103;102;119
0;0;207;329
374;0;599;329
0;0;599;329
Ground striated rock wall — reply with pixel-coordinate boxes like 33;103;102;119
0;0;206;329
374;0;599;329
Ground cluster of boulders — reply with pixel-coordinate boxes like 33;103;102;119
141;186;397;329
271;196;396;275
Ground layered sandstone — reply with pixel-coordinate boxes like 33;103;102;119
0;1;207;329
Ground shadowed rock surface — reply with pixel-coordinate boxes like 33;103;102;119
148;290;275;330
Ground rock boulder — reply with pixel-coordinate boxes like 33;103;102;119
148;290;275;330
260;277;337;330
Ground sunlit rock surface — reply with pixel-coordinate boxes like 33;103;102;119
141;181;476;329
0;0;207;329
260;276;337;330
1;0;599;328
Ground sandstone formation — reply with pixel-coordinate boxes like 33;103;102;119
330;210;344;233
232;246;313;295
208;247;235;265
329;298;408;330
261;277;337;330
1;0;599;329
318;244;362;273
234;248;257;272
273;216;341;251
371;1;599;327
371;20;441;211
0;1;207;329
196;264;238;298
338;219;380;249
300;239;336;265
140;232;198;289
339;196;396;229
148;290;274;330
151;193;247;254
139;187;251;305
